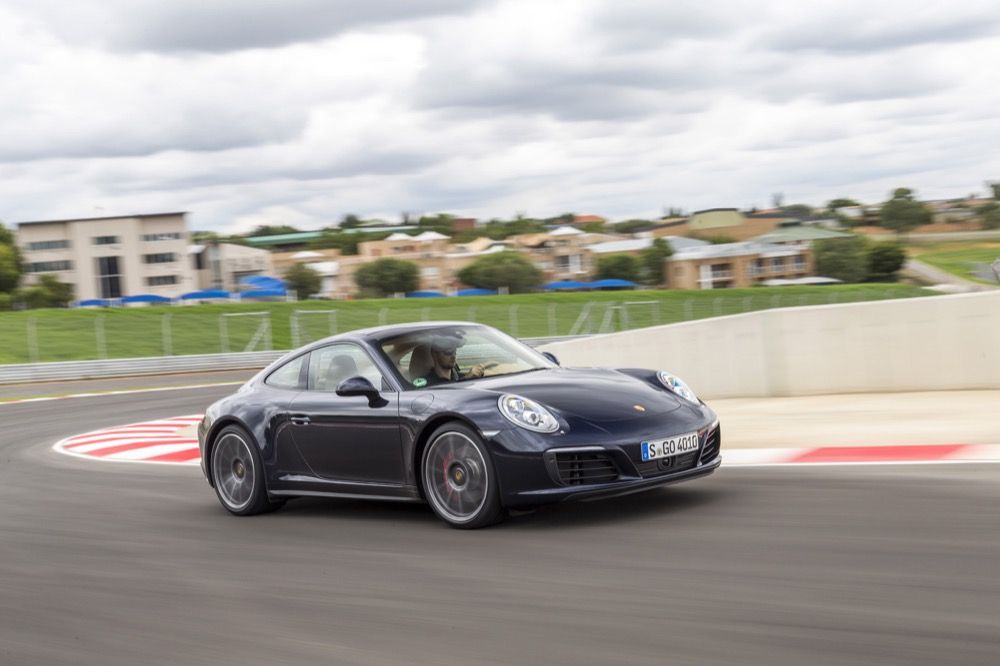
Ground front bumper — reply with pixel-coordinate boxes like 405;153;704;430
490;413;722;508
517;454;721;504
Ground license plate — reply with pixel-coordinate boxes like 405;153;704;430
641;432;700;461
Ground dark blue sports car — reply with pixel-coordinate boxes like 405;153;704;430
198;322;721;528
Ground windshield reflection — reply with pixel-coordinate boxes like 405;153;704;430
378;325;554;389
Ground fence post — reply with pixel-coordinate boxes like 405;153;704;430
95;315;107;359
548;304;557;336
290;312;300;348
509;305;519;337
27;318;39;363
162;313;173;356
219;315;229;353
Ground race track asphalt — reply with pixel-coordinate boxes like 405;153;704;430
1;386;998;665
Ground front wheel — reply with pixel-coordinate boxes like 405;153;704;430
422;423;506;528
210;425;282;516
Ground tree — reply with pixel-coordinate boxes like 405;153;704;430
578;220;607;233
781;204;814;219
354;258;420;297
976;202;1000;230
339;214;362;230
594;254;641;283
456;251;543;293
16;273;73;308
417;213;455;235
0;222;16;246
827;198;860;211
639;237;673;285
614;219;656;234
0;243;22;293
813;236;869;283
866;241;906;282
247;224;301;237
880;188;932;232
284;262;322;300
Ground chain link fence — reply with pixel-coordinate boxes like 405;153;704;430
0;288;922;364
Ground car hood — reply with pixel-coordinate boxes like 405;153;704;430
468;367;684;423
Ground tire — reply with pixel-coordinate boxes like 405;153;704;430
210;425;283;516
421;422;506;529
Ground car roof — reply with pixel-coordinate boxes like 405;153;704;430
300;321;487;352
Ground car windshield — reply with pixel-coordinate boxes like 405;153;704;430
377;324;555;389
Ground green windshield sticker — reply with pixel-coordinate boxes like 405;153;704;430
413;378;427;387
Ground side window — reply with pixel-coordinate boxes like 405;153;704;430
307;344;390;392
264;354;306;389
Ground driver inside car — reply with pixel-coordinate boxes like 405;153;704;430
420;335;494;386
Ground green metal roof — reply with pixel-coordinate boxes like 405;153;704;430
751;226;853;243
243;231;323;246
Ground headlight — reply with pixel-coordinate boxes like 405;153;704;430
498;394;560;433
657;371;699;404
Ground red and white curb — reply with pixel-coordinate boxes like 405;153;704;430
52;415;1000;468
725;444;1000;466
52;415;203;466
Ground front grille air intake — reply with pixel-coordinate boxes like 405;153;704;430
555;452;619;486
700;425;721;463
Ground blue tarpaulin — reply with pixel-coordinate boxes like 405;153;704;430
456;288;497;296
542;280;592;290
405;290;446;298
121;294;172;304
240;289;286;299
588;278;638;289
77;299;114;307
239;275;286;291
180;289;231;300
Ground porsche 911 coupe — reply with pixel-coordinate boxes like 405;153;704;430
198;322;721;528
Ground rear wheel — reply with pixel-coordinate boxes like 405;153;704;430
422;423;505;529
210;425;282;516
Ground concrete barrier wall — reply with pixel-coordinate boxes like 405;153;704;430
539;291;1000;398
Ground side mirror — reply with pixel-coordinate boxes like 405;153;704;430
541;351;560;366
336;376;388;408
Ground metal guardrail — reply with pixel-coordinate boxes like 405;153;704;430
0;336;585;384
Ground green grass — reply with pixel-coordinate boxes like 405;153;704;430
909;241;1000;285
0;284;933;364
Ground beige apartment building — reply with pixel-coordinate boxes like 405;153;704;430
668;242;813;289
190;241;274;292
17;212;195;301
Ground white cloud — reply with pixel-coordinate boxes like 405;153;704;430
1;0;999;232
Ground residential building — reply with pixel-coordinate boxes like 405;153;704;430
508;226;615;281
16;212;195;301
750;226;852;247
668;242;813;289
271;248;342;277
190;242;274;292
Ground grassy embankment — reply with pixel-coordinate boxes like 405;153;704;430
908;241;1000;286
0;284;932;364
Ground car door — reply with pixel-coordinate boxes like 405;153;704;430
288;342;404;485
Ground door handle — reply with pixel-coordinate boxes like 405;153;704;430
290;414;311;426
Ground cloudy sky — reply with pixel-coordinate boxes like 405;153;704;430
2;0;999;233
